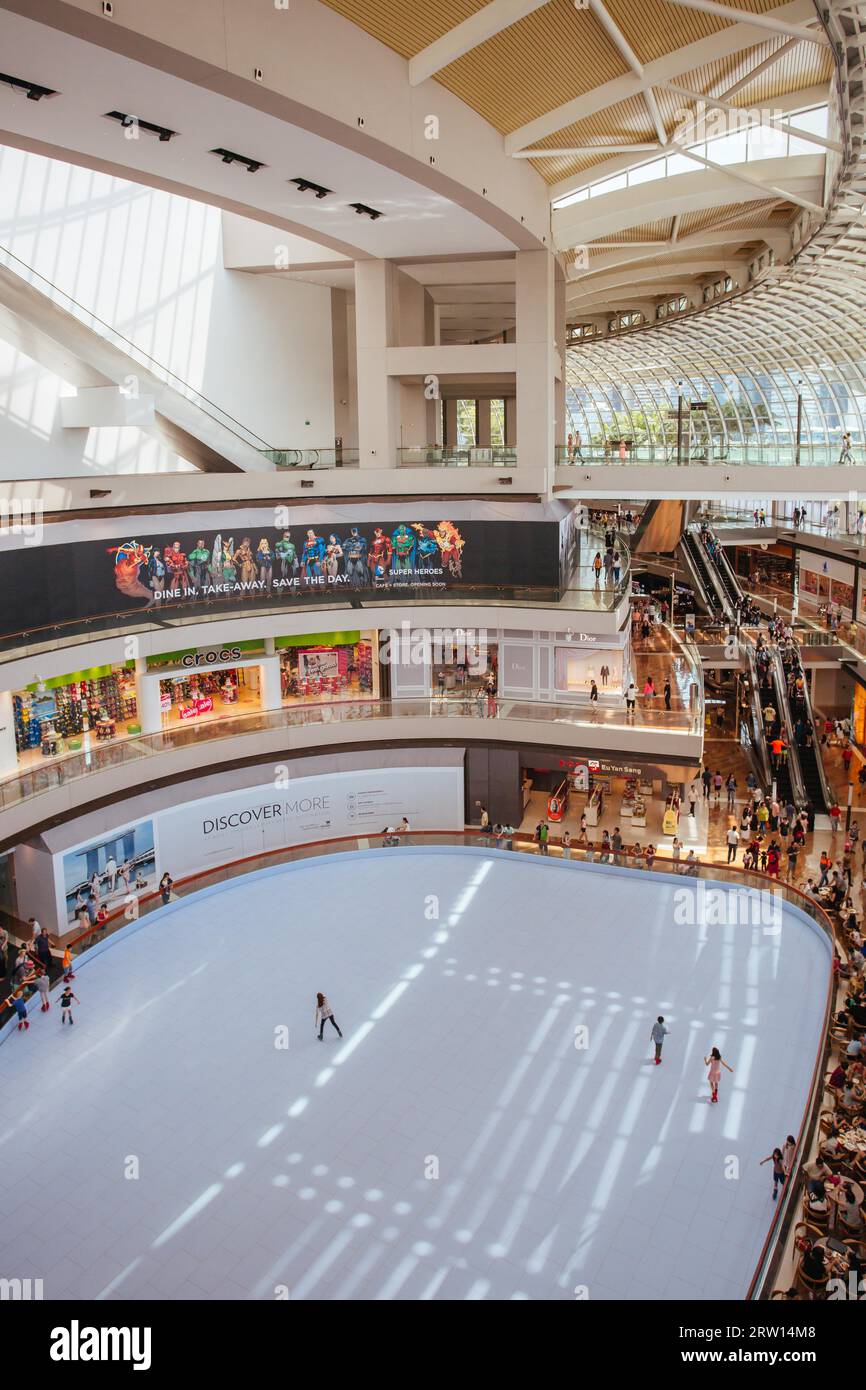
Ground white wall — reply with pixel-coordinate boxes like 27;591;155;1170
0;145;336;469
0;339;193;479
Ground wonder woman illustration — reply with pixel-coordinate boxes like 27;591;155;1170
411;521;465;577
107;540;154;602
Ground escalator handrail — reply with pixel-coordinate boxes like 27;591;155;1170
689;527;736;625
713;538;745;609
768;647;810;810
678;533;715;614
744;643;773;788
788;644;836;814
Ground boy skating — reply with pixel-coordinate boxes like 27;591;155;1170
60;986;79;1025
11;994;28;1031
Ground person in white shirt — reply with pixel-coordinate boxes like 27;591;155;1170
726;826;740;864
625;682;636;714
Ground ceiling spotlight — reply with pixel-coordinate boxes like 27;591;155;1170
105;111;177;142
290;177;333;199
349;202;383;220
211;147;266;173
0;71;58;101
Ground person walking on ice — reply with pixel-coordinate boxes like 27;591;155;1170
315;992;343;1041
60;985;79;1025
704;1045;733;1103
651;1015;669;1065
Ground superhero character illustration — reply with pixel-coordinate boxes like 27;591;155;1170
148;546;166;597
325;534;343;580
368;527;392;583
256;537;273;594
413;525;441;572
342;527;368;589
390;524;416;577
188;538;209;590
411;521;465;577
107;541;154;603
163;540;189;588
275;530;299;582
233;537;258;584
301;528;326;579
221;536;237;583
209;533;224;586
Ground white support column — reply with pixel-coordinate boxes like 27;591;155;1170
516;249;558;489
0;691;19;779
258;656;284;712
355;260;401;469
135;663;163;736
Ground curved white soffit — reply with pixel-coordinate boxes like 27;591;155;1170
564;0;866;449
0;0;551;260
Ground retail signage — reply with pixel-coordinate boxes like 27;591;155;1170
178;697;214;719
2;517;565;640
180;646;242;669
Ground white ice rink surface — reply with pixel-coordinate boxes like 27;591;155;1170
0;850;830;1302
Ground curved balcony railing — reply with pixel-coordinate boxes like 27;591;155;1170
555;444;862;467
0;689;703;815
7;829;831;1301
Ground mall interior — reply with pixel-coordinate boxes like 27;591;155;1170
0;0;865;1309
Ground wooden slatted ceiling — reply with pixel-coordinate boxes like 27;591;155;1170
438;2;627;133
317;0;487;59
606;0;794;67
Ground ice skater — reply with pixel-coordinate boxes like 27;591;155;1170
60;985;79;1025
10;994;28;1032
704;1046;733;1103
315;992;342;1041
62;947;75;982
36;971;50;1012
759;1147;787;1200
650;1015;669;1065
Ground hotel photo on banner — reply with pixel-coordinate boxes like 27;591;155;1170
0;0;863;1366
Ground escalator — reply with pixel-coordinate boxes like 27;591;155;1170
705;533;743;615
767;647;811;814
684;529;737;625
742;643;773;791
778;650;835;816
678;531;720;616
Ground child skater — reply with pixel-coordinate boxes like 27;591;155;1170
59;984;79;1025
704;1045;733;1103
10;993;28;1032
62;947;75;982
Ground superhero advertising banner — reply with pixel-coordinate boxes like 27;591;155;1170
0;518;562;640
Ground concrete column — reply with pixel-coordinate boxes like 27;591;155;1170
0;690;19;778
516;249;557;490
135;665;163;736
444;399;458;447
504;396;517;446
259;656;284;712
355;260;401;468
476;399;492;447
330;289;352;452
554;259;566;451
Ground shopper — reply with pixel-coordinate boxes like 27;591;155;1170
651;1016;669;1065
159;872;174;905
59;985;79;1025
315;992;342;1041
611;827;623;865
704;1046;733;1103
561;828;572;860
663;678;671;711
688;778;700;817
726;825;740;864
539;821;549;856
759;1147;787;1200
399;816;411;844
589;679;598;704
625;681;636;715
725;774;737;811
702;767;711;799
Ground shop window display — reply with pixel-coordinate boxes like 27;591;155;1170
13;668;138;766
280;638;375;703
159;668;260;727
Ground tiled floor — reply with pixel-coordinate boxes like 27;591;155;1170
0;850;829;1301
